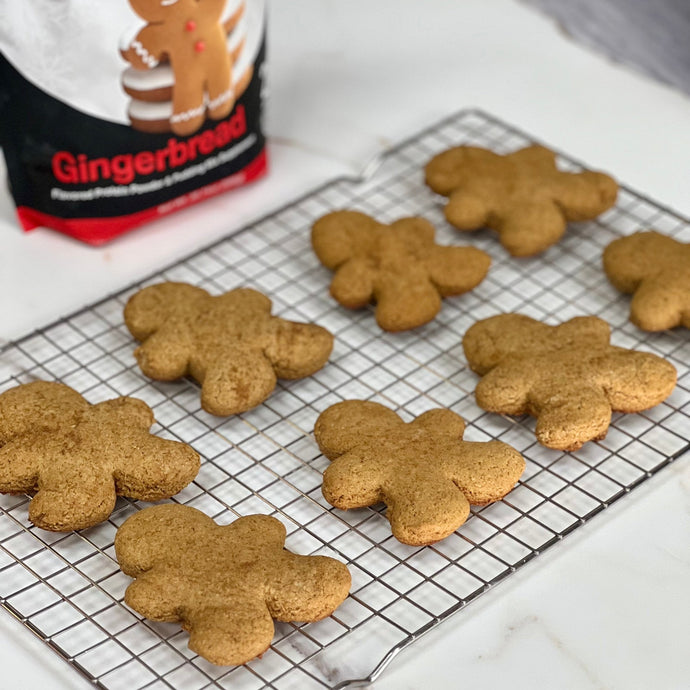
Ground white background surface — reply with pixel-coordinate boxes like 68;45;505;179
1;1;689;688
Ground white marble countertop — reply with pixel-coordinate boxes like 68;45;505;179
1;1;689;688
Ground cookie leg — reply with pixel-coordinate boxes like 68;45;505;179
0;441;39;493
199;348;277;416
207;56;234;121
114;435;200;501
386;476;471;546
170;80;206;137
134;328;192;381
444;190;490;231
329;257;375;309
534;387;611;451
186;603;275;666
630;280;686;331
268;552;351;622
448;440;524;505
29;465;116;531
322;449;385;509
496;201;566;257
264;321;334;379
375;278;442;331
425;246;491;296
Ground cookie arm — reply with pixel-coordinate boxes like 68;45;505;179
411;408;466;438
0;438;40;494
314;400;403;459
0;381;87;441
93;397;153;428
122;25;166;70
553;171;618;221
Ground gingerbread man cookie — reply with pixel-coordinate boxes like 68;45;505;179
603;230;690;331
0;381;200;531
463;314;677;451
312;210;491;331
425;145;618;256
314;401;525;546
121;0;236;136
115;504;351;665
124;283;334;416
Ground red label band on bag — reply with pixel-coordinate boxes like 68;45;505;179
0;0;266;245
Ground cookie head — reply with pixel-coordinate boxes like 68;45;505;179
0;381;200;531
115;505;351;665
312;210;491;332
129;0;195;22
314;400;525;545
124;282;207;341
425;145;618;256
124;283;334;416
603;231;690;331
463;314;677;450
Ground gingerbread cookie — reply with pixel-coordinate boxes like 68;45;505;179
314;401;525;545
115;504;351;665
311;211;491;331
424;145;618;256
463;314;677;450
0;381;200;531
603;231;690;331
124;283;334;416
121;0;241;136
122;0;254;134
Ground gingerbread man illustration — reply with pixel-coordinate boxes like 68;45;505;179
122;0;234;136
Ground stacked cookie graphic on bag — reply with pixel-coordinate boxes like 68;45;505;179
120;0;254;135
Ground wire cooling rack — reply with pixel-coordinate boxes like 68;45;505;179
1;109;689;690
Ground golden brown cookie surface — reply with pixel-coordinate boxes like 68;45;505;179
603;230;690;331
0;381;200;531
314;400;524;546
312;210;491;331
463;314;677;450
425;145;618;256
124;283;334;416
114;504;351;666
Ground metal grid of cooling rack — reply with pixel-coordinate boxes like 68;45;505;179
1;109;689;690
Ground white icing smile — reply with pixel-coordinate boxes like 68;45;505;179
161;0;179;5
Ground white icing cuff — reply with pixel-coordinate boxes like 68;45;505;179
132;40;159;68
